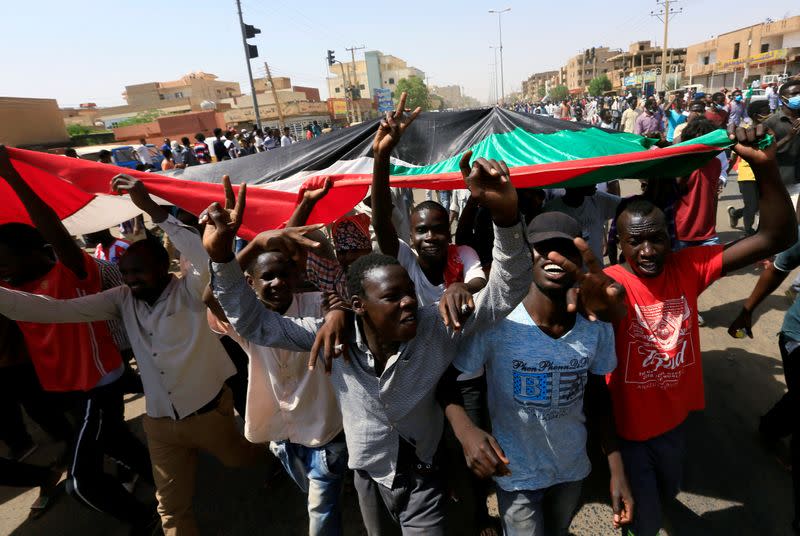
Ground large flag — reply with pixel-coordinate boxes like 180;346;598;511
1;107;732;239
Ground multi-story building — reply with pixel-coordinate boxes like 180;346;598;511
1;97;70;148
326;50;425;100
521;70;560;100
685;15;800;91
429;85;481;109
607;41;687;91
123;71;241;109
564;47;621;94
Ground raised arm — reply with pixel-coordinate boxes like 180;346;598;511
452;154;533;336
286;178;331;228
201;178;321;352
0;286;121;324
0;145;87;278
371;93;421;258
721;125;798;275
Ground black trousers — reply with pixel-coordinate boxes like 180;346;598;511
0;362;73;450
441;375;493;528
65;379;154;524
761;333;800;522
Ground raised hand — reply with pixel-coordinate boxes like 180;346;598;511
372;92;421;158
438;282;475;331
200;175;246;263
302;177;332;204
728;123;777;167
111;174;152;208
251;224;325;263
547;237;626;322
458;150;518;227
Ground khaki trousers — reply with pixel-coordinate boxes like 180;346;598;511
143;387;263;536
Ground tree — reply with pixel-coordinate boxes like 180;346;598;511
537;86;546;99
549;85;569;102
394;76;429;111
588;75;612;97
114;110;164;128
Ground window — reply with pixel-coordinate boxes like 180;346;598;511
761;43;769;53
159;94;165;100
639;44;645;51
335;87;340;93
733;43;740;59
703;55;710;65
388;77;395;84
175;92;183;98
359;84;365;90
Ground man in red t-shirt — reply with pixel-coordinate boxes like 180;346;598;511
674;118;723;249
603;126;796;536
0;146;157;532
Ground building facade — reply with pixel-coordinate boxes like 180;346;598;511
607;41;687;91
123;71;241;109
326;50;425;100
521;70;561;100
1;97;70;148
564;47;620;94
685;16;800;91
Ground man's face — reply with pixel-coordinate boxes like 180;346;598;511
245;252;296;313
119;249;169;302
353;265;419;342
532;238;580;293
617;210;671;278
410;208;450;263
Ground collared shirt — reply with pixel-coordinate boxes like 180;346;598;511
727;101;746;127
208;292;343;447
621;108;640;133
210;222;532;488
634;112;663;135
0;216;235;418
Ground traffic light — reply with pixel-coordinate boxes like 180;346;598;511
243;23;260;59
327;50;336;66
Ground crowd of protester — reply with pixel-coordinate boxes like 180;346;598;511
0;81;798;536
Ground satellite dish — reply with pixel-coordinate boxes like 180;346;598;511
200;100;217;111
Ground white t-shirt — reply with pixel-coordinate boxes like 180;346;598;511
135;145;155;165
280;135;293;147
542;191;621;265
396;239;485;307
396;239;486;381
449;189;471;220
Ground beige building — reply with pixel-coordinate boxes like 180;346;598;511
564;47;621;94
326;50;425;100
1;97;70;148
521;70;561;100
429;85;480;109
686;16;800;91
607;41;687;91
123;71;241;109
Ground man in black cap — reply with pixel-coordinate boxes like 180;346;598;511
440;211;633;536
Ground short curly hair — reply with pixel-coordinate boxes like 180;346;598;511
346;253;401;299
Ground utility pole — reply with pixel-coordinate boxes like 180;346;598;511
263;62;285;130
346;45;365;123
490;45;500;105
489;8;510;105
651;0;683;92
235;0;262;131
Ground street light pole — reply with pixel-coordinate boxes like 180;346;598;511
489;8;510;105
490;45;500;105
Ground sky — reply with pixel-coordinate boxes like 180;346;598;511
1;0;798;108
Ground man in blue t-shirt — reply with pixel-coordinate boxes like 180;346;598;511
439;212;633;536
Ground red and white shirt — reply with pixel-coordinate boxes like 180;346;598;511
0;252;123;392
604;245;723;441
94;238;131;264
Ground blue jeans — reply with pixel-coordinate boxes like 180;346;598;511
676;235;720;250
495;480;583;536
270;437;348;536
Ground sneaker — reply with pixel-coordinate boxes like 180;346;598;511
10;442;38;463
727;206;740;228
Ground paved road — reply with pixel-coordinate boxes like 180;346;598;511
0;181;796;535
